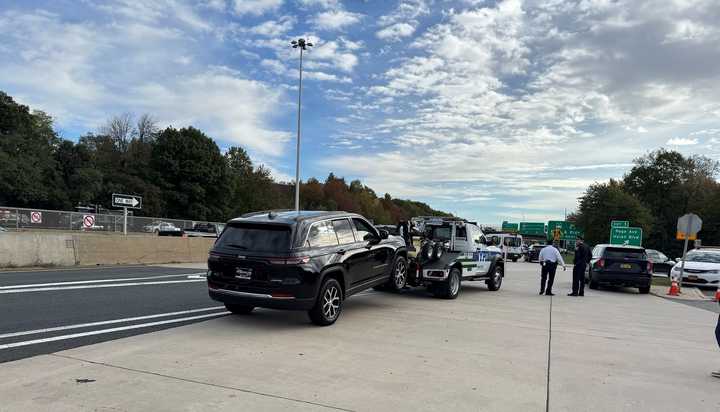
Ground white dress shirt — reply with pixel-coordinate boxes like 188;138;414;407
539;245;565;266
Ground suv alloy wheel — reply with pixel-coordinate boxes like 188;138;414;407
389;256;408;292
308;277;343;326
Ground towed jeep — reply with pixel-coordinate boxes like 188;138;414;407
400;217;505;299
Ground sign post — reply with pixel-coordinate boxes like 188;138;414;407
112;193;143;235
676;213;702;290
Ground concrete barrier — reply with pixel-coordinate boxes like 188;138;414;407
0;233;214;268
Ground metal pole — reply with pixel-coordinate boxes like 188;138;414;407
294;47;303;213
678;217;692;291
123;207;128;236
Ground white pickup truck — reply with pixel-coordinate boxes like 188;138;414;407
401;217;505;299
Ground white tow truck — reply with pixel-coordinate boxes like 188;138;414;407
402;217;505;299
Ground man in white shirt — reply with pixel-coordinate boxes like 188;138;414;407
538;242;566;296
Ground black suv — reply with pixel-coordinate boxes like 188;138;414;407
585;244;652;294
207;211;408;326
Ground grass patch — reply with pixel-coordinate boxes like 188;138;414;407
652;276;671;287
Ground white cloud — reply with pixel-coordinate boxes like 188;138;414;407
667;137;699;145
312;9;363;30
376;23;416;40
233;0;283;15
248;16;295;36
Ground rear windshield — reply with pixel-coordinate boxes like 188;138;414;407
504;237;521;247
685;250;720;263
428;225;452;240
215;223;291;252
604;247;647;260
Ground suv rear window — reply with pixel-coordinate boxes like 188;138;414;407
216;223;291;252
603;247;647;260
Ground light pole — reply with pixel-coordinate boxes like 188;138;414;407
291;38;313;212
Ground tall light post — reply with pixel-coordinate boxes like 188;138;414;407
291;38;313;212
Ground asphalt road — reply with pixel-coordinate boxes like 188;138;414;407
0;265;227;363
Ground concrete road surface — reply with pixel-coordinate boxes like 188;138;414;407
1;262;719;411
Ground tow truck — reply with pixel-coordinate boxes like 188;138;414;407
401;217;505;299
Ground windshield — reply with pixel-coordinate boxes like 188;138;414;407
685;251;720;263
604;247;647;260
503;237;521;247
429;225;451;240
215;223;291;252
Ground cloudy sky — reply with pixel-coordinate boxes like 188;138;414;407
2;0;720;224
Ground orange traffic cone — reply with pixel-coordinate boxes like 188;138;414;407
668;280;680;296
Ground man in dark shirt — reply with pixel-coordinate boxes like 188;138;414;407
569;235;591;296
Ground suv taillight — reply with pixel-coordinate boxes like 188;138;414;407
598;258;605;269
269;256;310;265
647;261;653;273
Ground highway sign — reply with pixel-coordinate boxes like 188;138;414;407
83;215;96;229
547;221;583;241
519;222;545;236
112;193;142;209
501;222;519;233
611;220;629;228
610;227;642;246
676;213;702;240
30;211;42;224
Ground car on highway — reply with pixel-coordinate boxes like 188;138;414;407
206;210;407;326
670;248;720;288
184;222;225;237
527;243;544;262
646;249;673;276
585;244;652;293
144;221;181;234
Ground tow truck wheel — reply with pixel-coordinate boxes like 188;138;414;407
388;256;407;292
433;267;461;299
487;265;503;291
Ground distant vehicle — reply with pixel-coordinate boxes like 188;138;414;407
184;222;225;238
670;248;720;288
527;243;544;262
585;244;652;294
144;221;180;234
645;249;673;276
207;210;407;326
0;226;7;232
374;224;400;236
486;233;523;262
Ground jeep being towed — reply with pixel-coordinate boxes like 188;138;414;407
403;217;505;299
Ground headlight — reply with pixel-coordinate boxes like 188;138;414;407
707;270;720;275
671;266;681;273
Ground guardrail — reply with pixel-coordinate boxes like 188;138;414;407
0;206;223;235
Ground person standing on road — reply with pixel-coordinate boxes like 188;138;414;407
539;242;566;296
569;236;591;297
714;311;720;378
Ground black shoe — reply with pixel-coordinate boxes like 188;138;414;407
545;292;555;296
578;292;584;296
539;290;545;295
568;293;578;296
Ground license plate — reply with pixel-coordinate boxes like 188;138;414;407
687;275;698;280
234;268;252;280
620;264;632;269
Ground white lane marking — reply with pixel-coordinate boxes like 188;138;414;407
0;306;225;340
0;273;205;290
0;279;206;294
186;274;207;279
0;312;229;350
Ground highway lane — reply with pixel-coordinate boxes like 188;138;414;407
0;266;227;363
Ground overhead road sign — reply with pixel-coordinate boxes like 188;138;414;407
547;221;583;241
610;227;642;246
611;220;629;228
519;222;545;236
112;193;142;210
501;222;519;233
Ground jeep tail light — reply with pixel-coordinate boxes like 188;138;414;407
598;258;605;269
647;261;653;273
269;256;310;265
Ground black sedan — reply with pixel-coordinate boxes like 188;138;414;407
646;249;673;276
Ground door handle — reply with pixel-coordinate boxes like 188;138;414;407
337;249;346;255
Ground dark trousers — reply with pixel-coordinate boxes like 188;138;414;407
716;315;720;348
541;262;558;294
572;263;586;295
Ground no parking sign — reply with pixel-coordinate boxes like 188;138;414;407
83;215;95;229
30;211;42;224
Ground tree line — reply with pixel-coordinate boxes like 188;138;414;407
573;149;719;257
0;91;450;224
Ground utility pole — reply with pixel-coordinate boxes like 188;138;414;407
291;38;313;212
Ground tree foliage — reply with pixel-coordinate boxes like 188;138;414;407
0;90;450;224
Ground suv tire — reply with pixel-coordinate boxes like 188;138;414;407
225;303;254;315
638;286;650;294
487;265;503;291
308;277;343;326
388;256;408;292
433;267;461;299
588;277;599;290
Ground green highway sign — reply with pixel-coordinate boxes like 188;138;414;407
610;227;643;246
611;220;629;228
519;222;546;236
547;220;583;241
501;222;519;233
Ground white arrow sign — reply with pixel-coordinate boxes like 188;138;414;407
112;193;142;210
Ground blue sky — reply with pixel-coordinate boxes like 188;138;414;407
2;0;720;225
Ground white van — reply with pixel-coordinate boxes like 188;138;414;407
487;233;524;262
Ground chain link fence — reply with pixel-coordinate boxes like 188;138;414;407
0;206;224;234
